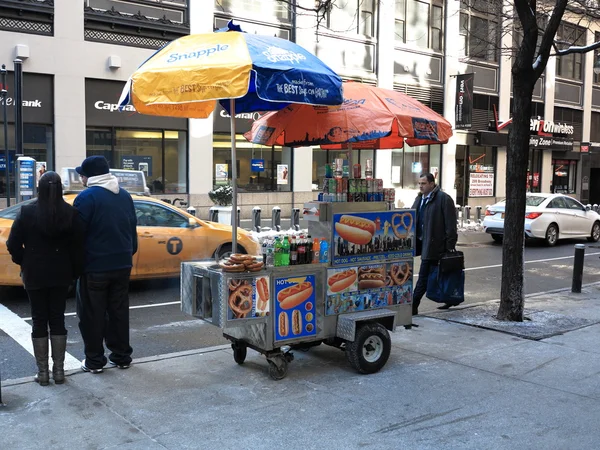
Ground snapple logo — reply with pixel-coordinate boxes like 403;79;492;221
166;44;229;63
263;46;306;64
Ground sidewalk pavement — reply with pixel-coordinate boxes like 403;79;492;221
3;283;600;449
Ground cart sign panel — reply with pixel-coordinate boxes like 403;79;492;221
227;276;270;320
326;260;412;316
332;211;415;266
274;275;317;342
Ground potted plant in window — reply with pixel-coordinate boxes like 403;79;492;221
208;184;234;224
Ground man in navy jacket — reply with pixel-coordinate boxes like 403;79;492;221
74;156;137;373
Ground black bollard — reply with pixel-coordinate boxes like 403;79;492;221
476;206;482;223
209;207;219;222
572;244;586;293
186;206;196;217
252;206;261;233
272;206;281;232
292;207;300;231
594;204;599;213
464;205;471;224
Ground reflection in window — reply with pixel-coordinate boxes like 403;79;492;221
85;128;188;194
327;0;376;37
213;134;291;192
556;22;585;81
459;2;499;62
135;202;188;228
391;144;440;189
551;159;577;195
215;0;290;22
395;0;444;52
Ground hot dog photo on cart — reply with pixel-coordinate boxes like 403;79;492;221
332;211;416;263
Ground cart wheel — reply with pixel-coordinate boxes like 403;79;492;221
345;323;391;374
232;343;247;365
268;357;288;380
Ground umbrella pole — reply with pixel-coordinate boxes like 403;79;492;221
230;99;238;252
348;142;353;178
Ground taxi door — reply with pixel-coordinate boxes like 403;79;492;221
133;201;207;278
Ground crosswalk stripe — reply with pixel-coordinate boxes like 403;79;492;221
0;303;81;371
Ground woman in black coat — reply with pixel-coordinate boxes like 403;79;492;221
7;171;84;385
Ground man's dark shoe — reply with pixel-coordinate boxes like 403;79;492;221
437;304;452;310
81;359;103;374
109;361;131;370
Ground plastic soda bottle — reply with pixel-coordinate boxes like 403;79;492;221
312;237;320;263
266;239;275;267
274;237;282;267
282;236;290;266
319;238;329;263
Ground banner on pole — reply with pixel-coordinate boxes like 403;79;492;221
455;73;474;130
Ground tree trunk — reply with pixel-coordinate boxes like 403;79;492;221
496;76;534;321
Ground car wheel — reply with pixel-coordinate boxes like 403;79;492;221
491;234;503;243
215;244;246;260
545;223;559;246
588;222;600;242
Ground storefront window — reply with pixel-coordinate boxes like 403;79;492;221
551;159;577;194
527;148;543;193
85;128;188;194
214;134;291;192
391;144;439;190
0;124;53;197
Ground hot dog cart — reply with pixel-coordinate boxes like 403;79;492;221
181;202;415;380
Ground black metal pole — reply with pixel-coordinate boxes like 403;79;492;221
13;59;23;158
572;244;585;293
1;64;9;207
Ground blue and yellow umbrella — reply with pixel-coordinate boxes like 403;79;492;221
118;21;343;250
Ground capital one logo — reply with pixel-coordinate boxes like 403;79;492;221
95;100;136;113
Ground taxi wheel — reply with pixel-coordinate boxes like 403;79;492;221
215;244;246;260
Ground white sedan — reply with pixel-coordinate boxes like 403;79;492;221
483;193;600;246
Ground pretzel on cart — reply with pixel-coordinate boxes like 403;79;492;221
390;262;411;286
229;284;253;318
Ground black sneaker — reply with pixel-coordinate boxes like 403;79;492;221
81;359;103;374
109;361;131;370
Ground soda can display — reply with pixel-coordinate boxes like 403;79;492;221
328;178;337;195
360;179;368;201
336;177;343;194
383;188;390;202
376;179;384;193
341;178;349;201
348;179;357;202
366;179;374;202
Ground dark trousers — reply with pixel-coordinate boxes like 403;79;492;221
412;258;435;314
77;268;132;369
27;286;69;338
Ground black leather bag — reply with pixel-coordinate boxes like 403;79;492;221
439;251;465;273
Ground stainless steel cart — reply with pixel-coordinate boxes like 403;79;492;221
181;202;416;380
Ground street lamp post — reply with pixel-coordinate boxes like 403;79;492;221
0;64;10;207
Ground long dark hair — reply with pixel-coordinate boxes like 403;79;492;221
36;171;72;236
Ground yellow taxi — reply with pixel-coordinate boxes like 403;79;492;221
0;169;260;287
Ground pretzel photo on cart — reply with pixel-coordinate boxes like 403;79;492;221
388;262;411;286
391;212;413;239
228;283;253;319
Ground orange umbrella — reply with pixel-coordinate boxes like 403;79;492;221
244;82;453;149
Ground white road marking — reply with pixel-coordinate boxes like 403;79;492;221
464;252;600;272
0;303;81;371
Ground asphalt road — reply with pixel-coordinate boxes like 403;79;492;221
2;232;600;382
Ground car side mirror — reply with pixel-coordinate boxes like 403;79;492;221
188;217;198;228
